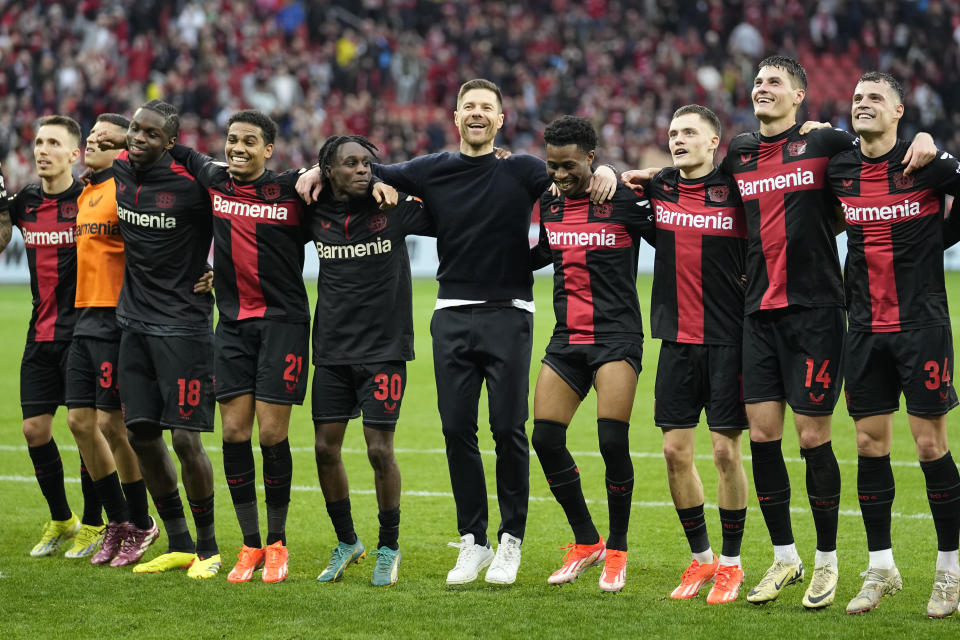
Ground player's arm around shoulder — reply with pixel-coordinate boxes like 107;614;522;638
0;169;12;253
396;191;435;238
169;143;222;187
614;181;656;246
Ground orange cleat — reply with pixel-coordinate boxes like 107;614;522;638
547;538;606;585
706;564;744;604
670;555;719;599
599;549;627;592
262;540;289;584
227;545;265;583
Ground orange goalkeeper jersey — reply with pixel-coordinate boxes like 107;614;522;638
75;168;124;307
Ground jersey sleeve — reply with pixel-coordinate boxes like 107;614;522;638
396;193;436;238
813;127;858;156
169;143;220;188
530;192;554;271
616;184;656;246
511;154;551;199
921;150;960;196
373;156;433;197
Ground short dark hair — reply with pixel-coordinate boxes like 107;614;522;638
672;104;722;138
858;71;905;103
457;79;503;110
95;113;131;130
317;135;380;189
543;116;598;153
37;115;81;146
757;55;807;90
139;99;180;138
227;110;277;145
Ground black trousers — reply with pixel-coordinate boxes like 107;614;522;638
430;305;532;542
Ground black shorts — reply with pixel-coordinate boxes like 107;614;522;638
541;341;642;400
742;306;845;416
65;337;121;411
214;319;309;405
845;326;959;418
312;362;407;431
654;341;747;430
20;341;69;419
118;331;215;432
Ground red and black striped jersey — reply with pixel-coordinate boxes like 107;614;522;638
169;145;310;323
113;150;213;333
722;125;854;314
827;140;960;333
648;168;747;346
532;182;654;346
5;181;82;342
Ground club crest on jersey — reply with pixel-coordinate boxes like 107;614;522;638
155;191;176;209
59;201;78;218
707;185;729;202
260;183;281;200
368;213;387;232
892;172;914;190
593;202;613;218
787;140;807;156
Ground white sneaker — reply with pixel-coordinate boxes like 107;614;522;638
485;533;522;585
446;533;494;585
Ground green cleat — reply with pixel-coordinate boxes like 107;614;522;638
372;547;401;587
317;539;365;583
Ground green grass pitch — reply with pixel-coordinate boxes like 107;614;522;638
1;274;959;639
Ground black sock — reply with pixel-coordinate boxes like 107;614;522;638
598;418;633;551
378;507;400;550
676;505;710;554
79;462;104;526
122;480;151;530
262;439;292;546
801;440;840;552
857;454;895;551
719;507;747;558
326;497;357;544
93;471;130;524
153;490;194;553
223;440;260;548
188;494;217;558
28;439;71;521
531;419;599;545
750;439;794;545
920;451;960;552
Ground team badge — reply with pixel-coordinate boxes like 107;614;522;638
260;183;281;200
787;140;807;156
892;172;914;190
368;213;387;232
155;191;176;209
739;153;753;165
594;202;613;218
841;179;854;189
59;201;78;218
707;185;729;203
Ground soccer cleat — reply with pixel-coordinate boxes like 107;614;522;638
845;567;902;614
187;553;222;580
670;555;719;599
706;564;744;604
802;562;839;609
372;546;401;587
599;549;627;592
132;551;195;574
926;569;960;618
746;559;804;604
317;539;366;583
547;538;606;585
110;516;160;567
64;524;106;558
445;534;494;585
227;545;265;583
262;541;289;584
91;522;129;565
485;533;522;585
30;514;81;557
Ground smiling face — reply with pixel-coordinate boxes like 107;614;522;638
668;113;718;176
752;65;805;124
126;107;174;169
325;141;372;200
84;120;126;172
454;88;504;154
851;80;903;137
224;121;273;182
545;143;594;197
34;124;80;180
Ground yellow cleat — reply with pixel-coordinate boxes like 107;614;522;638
187;554;222;580
132;551;196;574
64;524;106;559
30;514;81;557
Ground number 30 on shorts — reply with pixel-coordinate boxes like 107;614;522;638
373;373;403;401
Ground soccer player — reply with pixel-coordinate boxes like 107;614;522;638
826;71;960;618
529;116;652;593
299;78;617;585
66;113;160;567
645;106;750;604
109;100;221;579
0;115;105;558
310;135;433;588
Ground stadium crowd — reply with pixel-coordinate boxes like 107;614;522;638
3;0;960;190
